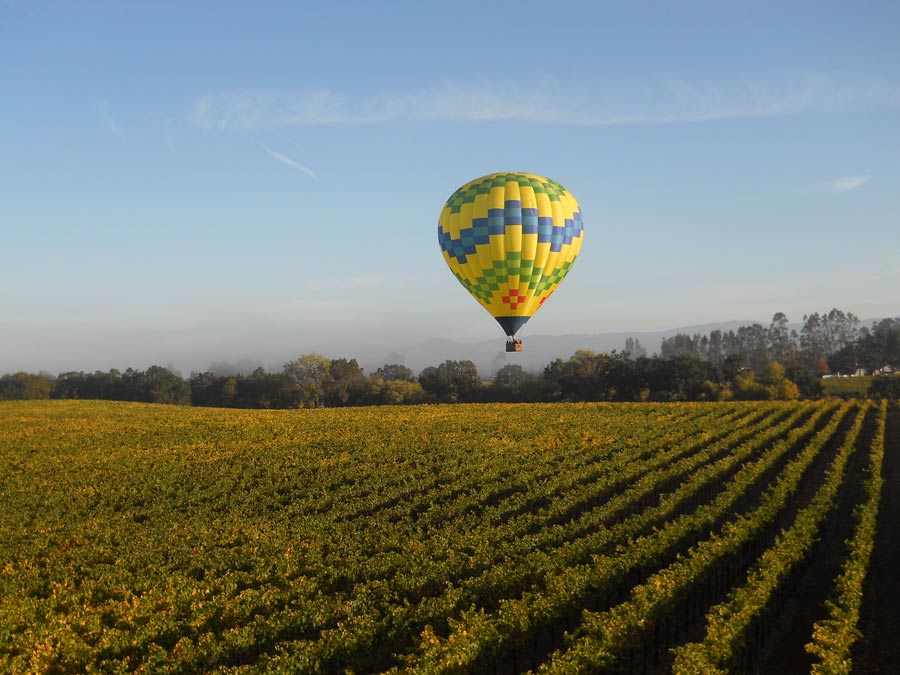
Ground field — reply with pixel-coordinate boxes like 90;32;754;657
821;377;872;397
1;399;897;674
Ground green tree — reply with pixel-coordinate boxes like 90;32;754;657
785;364;823;398
373;364;415;382
367;378;425;405
234;369;301;408
733;370;771;400
639;355;716;401
324;358;368;406
544;350;632;402
418;360;481;402
624;337;647;359
707;329;725;374
556;350;606;401
853;318;899;370
768;312;795;363
0;372;54;400
189;372;235;407
827;344;859;375
660;334;700;359
760;361;800;400
869;375;900;398
493;364;528;390
737;323;770;371
144;366;191;405
283;354;332;407
492;364;541;401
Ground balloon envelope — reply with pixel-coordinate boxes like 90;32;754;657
438;172;584;336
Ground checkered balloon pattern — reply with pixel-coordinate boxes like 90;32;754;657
438;172;584;336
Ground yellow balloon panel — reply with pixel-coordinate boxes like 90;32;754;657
438;172;583;336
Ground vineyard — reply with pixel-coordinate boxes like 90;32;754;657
0;399;896;674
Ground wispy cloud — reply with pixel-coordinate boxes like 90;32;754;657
187;74;900;131
261;145;318;179
831;175;871;192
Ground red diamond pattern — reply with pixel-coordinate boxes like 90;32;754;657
501;289;524;310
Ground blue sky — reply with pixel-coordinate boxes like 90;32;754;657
2;0;898;374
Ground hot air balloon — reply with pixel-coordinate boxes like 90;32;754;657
438;172;584;351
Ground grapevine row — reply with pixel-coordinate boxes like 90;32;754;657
804;400;887;675
241;404;813;673
663;400;871;674
378;401;852;673
536;400;866;673
2;402;758;673
158;406;792;672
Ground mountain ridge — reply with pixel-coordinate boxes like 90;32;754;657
363;319;763;376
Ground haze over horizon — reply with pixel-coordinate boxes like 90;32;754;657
2;1;898;376
1;315;891;379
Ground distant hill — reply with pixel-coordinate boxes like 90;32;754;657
360;320;761;376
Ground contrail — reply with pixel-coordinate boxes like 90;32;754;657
261;145;318;179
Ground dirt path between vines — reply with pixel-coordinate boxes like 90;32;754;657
855;401;900;674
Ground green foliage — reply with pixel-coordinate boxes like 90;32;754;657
821;375;872;397
491;365;547;402
365;377;425;405
868;375;900;398
806;401;886;674
417;360;481;402
543;352;720;402
656;309;898;386
282;353;331;407
192;356;425;409
323;358;368;407
732;362;801;400
0;398;888;673
829;318;900;373
786;363;824;398
733;370;771;400
669;400;869;674
0;372;53;400
50;367;189;405
372;364;416;382
492;363;528;390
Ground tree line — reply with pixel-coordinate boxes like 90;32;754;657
658;310;899;375
2;310;898;407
